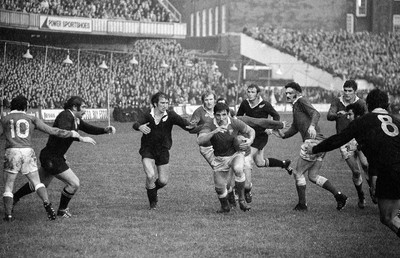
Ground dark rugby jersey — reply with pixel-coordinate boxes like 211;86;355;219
327;96;367;133
200;117;248;157
313;109;400;178
43;110;105;156
133;109;191;150
237;98;280;135
282;96;324;141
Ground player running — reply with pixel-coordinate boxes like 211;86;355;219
1;95;91;221
308;88;400;238
274;82;347;211
236;84;293;204
12;96;113;218
197;102;255;213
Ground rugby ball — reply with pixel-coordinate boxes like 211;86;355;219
233;135;248;151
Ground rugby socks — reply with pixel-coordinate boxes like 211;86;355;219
266;158;284;168
13;183;35;203
296;185;307;205
146;187;158;205
235;181;246;202
3;194;13;217
58;187;74;211
321;180;339;195
397;228;400;238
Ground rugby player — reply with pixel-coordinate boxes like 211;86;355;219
197;102;255;213
12;96;113;218
132;92;195;210
327;80;368;208
308;88;400;238
274;82;347;211
1;95;92;221
236;84;293;204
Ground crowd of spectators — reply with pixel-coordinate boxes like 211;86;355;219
0;39;228;112
245;26;400;97
0;0;177;22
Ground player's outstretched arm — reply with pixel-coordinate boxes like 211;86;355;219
35;117;81;139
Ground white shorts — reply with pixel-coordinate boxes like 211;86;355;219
300;139;325;162
212;152;244;172
4;148;38;175
339;139;358;160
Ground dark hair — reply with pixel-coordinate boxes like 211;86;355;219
201;91;216;103
343;80;358;91
10;95;28;111
366;88;389;112
151;92;168;107
248;84;261;93
216;97;226;104
346;103;366;117
213;102;230;114
64;96;84;110
285;82;302;93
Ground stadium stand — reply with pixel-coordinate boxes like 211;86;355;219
0;0;177;22
246;26;400;97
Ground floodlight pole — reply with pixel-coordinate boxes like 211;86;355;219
1;42;6;117
234;61;242;112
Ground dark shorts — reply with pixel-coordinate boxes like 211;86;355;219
139;146;170;166
375;171;400;199
251;133;268;150
39;150;69;176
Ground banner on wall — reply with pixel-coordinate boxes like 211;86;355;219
40;15;92;32
41;109;108;122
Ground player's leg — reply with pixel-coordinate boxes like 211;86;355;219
231;153;250;211
53;168;79;217
25;170;56;220
237;116;283;130
142;157;158;209
3;171;17;221
341;143;365;208
155;163;169;204
293;158;312;211
378;199;400;237
307;160;348;211
214;169;231;213
226;169;237;208
253;147;293;175
345;155;365;208
13;166;55;205
243;152;254;203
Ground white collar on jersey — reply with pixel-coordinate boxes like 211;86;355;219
213;116;232;129
371;108;388;114
9;110;26;114
292;95;303;104
339;95;360;106
150;108;168;124
247;96;263;108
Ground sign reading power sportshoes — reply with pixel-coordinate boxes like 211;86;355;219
40;15;92;32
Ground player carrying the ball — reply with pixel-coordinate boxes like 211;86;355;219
197;102;255;213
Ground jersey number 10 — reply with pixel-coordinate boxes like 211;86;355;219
9;119;30;139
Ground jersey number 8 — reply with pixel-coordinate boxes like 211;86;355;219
10;119;30;139
378;115;399;137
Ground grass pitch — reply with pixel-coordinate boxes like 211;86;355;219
1;113;399;257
